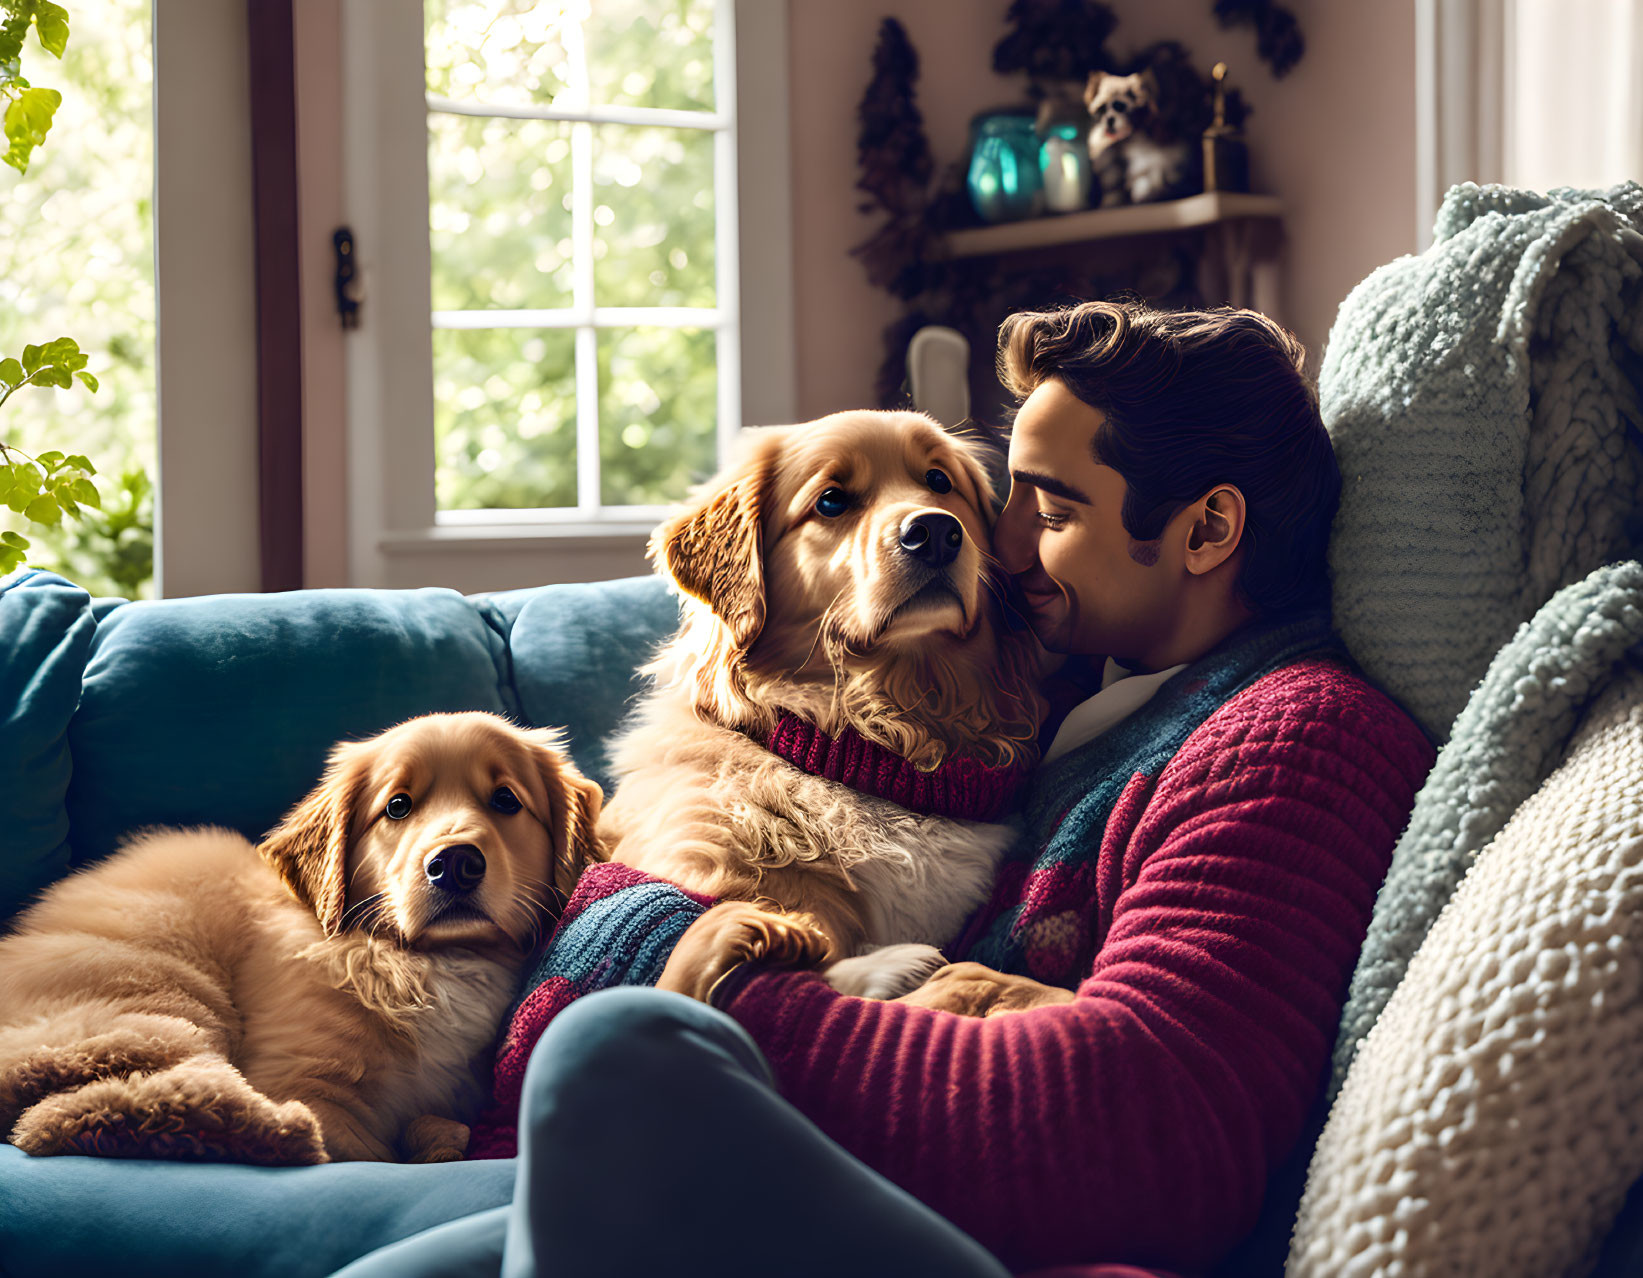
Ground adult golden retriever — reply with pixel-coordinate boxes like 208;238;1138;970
0;711;599;1165
600;410;1043;1001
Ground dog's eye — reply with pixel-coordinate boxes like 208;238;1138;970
385;793;413;820
490;786;522;815
925;468;952;494
815;488;851;518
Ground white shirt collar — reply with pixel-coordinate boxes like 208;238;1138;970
1040;658;1189;766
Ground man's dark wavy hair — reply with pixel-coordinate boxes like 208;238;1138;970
996;299;1339;617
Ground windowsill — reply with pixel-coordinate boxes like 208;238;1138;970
379;522;656;554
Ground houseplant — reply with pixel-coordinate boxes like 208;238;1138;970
0;0;101;577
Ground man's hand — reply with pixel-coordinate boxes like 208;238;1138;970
892;961;1077;1017
656;900;832;1004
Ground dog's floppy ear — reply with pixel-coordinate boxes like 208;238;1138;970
520;728;605;902
1083;70;1107;110
553;769;603;901
259;741;366;936
943;420;1009;517
649;428;782;650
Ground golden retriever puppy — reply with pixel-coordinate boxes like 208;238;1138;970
600;410;1043;999
0;711;599;1165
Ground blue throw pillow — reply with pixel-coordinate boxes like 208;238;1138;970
501;575;677;791
0;570;95;919
65;587;515;867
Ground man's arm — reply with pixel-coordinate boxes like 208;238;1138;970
713;669;1434;1275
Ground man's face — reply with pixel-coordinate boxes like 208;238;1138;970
994;379;1188;665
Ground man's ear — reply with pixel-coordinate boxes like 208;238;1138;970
649;428;782;649
259;742;366;936
1183;485;1246;576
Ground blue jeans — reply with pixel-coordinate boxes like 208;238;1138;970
335;987;1009;1278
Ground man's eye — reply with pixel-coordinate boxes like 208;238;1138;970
490;787;522;814
815;488;851;517
1036;511;1069;529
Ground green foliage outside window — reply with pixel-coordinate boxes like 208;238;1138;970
0;0;153;594
0;0;67;173
426;0;722;512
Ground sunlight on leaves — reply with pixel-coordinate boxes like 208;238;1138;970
0;0;154;595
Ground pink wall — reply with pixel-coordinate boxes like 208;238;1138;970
786;0;1418;419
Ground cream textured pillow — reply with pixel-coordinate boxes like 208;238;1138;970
1290;663;1643;1278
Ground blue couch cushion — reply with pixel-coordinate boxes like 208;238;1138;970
0;570;95;919
64;587;515;868
0;1144;515;1278
501;575;677;791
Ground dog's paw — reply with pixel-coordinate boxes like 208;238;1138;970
401;1114;469;1163
657;901;832;1003
0;1028;182;1131
9;1062;328;1165
824;943;949;1000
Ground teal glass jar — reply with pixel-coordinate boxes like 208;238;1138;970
966;111;1043;223
1040;121;1092;212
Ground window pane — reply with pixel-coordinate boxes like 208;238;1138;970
435;328;578;509
429;113;574;311
584;0;716;113
594;124;715;308
425;0;570;109
599;327;716;506
0;0;155;598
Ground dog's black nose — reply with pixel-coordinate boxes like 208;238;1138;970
425;845;486;895
899;511;964;568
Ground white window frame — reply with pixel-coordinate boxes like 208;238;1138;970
153;0;264;598
340;0;793;590
1415;0;1643;251
1414;0;1507;251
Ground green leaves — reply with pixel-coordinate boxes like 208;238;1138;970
0;445;100;552
3;81;56;169
0;4;119;584
0;0;71;173
0;334;95;408
0;332;102;572
32;2;67;57
0;527;28;576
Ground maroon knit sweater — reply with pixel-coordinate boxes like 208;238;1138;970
714;659;1434;1275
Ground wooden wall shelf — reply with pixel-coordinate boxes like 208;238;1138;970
943;190;1283;259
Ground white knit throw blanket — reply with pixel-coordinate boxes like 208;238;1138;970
1331;560;1643;1097
1323;181;1643;744
1291;658;1643;1278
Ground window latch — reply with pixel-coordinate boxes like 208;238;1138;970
333;226;362;330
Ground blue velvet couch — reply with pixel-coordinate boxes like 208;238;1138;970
0;567;677;1277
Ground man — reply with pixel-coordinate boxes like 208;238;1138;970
341;302;1436;1278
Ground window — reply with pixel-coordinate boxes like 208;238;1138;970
340;0;794;591
426;0;731;524
1415;0;1643;249
0;0;155;598
1503;0;1643;195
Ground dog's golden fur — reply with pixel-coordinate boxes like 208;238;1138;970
603;411;1042;985
0;712;599;1164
